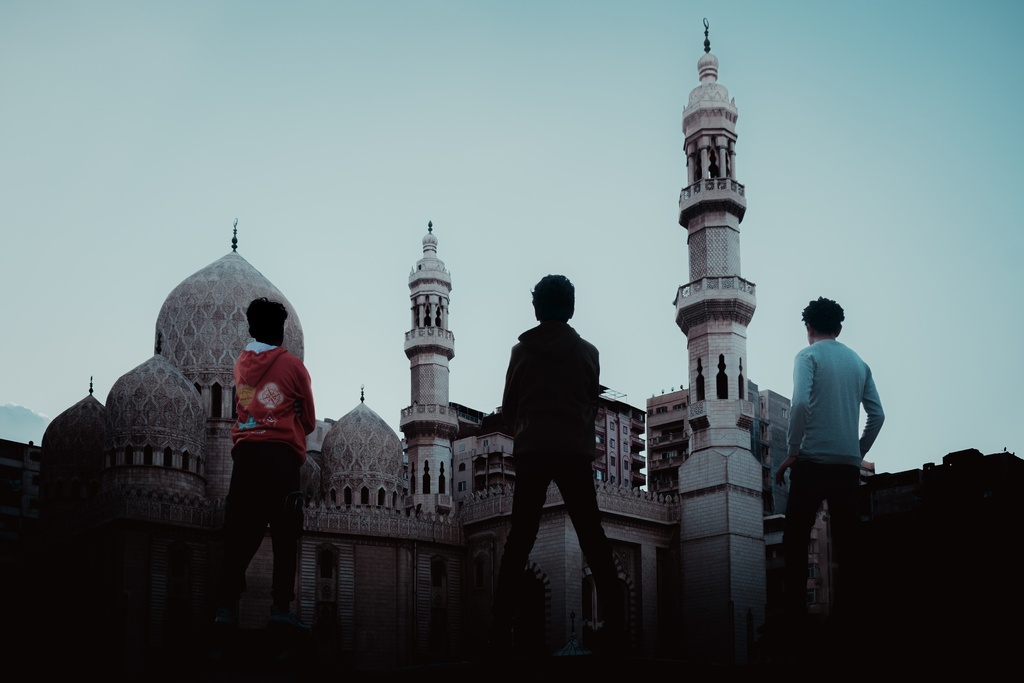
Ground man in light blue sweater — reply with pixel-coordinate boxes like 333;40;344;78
775;297;884;642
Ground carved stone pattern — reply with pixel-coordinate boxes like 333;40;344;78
321;402;404;500
154;252;305;378
103;355;205;459
305;503;463;545
41;393;106;473
458;479;679;525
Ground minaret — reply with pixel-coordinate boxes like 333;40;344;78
400;222;459;515
673;20;764;665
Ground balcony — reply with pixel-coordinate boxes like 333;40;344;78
678;178;746;228
647;409;688;431
649;432;688;448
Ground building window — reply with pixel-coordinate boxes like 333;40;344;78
458;481;466;492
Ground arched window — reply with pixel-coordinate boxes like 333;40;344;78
377;488;385;506
360;487;369;505
211;383;223;419
163;447;172;467
344;487;352;505
696;359;705;401
330;489;337;506
144;445;153;466
716;354;728;400
438;462;446;495
182;450;191;472
123;445;133;466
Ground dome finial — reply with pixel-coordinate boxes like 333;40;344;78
703;18;711;54
360;384;365;403
428;220;433;234
232;218;238;252
89;376;94;395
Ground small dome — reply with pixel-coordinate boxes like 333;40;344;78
103;355;205;494
697;51;719;83
154;251;304;378
322;401;403;503
40;393;106;504
410;225;451;285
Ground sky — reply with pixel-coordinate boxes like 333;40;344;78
2;0;1022;476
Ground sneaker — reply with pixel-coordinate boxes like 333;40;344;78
214;607;237;626
268;604;309;630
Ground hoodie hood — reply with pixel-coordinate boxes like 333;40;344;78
235;345;288;388
518;321;582;359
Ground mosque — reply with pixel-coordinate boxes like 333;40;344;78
21;27;780;679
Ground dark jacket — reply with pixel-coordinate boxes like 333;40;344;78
501;321;600;459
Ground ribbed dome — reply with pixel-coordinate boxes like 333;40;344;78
322;401;403;500
40;393;106;503
103;355;205;493
154;251;304;377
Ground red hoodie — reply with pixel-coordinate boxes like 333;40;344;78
232;345;316;463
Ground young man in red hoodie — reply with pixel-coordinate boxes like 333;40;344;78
215;297;316;630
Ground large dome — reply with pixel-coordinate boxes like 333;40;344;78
154;251;304;378
322;401;403;506
103;355;206;494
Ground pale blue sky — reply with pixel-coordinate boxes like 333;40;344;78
2;1;1021;475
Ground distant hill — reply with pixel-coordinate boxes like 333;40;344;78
0;404;50;445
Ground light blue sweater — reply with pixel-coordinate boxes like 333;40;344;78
787;339;884;467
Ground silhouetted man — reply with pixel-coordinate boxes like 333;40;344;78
490;274;625;656
776;297;884;648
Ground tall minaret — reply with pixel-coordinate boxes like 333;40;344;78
400;222;459;515
673;20;764;666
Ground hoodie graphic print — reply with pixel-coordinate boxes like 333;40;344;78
232;345;316;463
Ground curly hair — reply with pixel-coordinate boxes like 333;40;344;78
246;297;288;342
532;274;575;322
801;297;844;335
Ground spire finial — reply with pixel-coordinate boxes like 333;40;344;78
428;220;433;234
703;18;711;53
89;376;94;395
232;218;238;252
360;384;365;403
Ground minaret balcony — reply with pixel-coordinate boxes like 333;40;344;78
679;178;747;228
404;327;455;357
399;403;460;436
674;276;756;333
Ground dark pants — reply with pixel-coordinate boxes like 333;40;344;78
782;461;861;626
492;453;624;636
219;441;304;609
